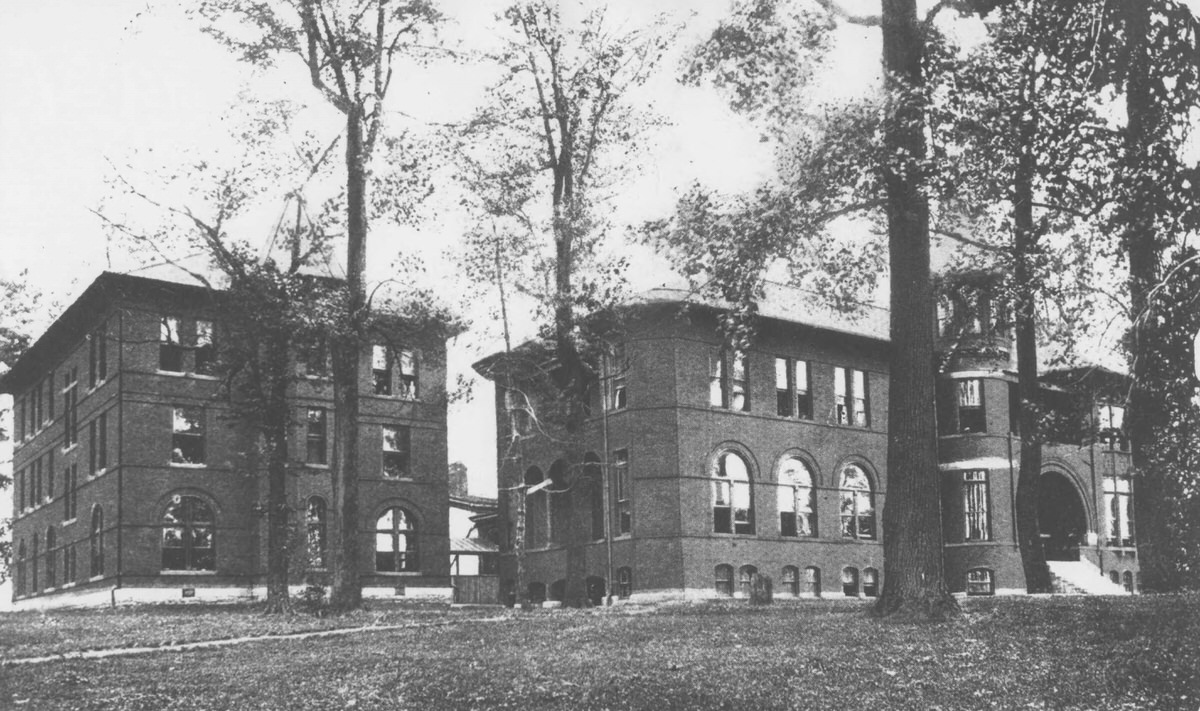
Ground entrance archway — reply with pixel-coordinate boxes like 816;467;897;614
1038;470;1088;561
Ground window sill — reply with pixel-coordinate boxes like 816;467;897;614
170;463;207;469
374;571;421;576
306;463;331;469
62;444;78;454
62;518;77;527
89;575;105;582
156;369;187;377
89;468;108;479
192;374;220;381
160;570;216;576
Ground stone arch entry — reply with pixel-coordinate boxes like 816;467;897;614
1038;470;1087;561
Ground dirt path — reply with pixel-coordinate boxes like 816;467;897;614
2;614;513;667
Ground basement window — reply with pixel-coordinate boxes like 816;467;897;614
966;568;995;596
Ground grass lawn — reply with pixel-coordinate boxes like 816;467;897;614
2;595;1199;710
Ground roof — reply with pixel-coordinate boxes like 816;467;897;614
638;282;889;341
450;537;499;555
0;271;216;393
450;494;499;514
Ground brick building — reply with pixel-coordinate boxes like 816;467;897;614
4;272;452;609
476;282;1138;604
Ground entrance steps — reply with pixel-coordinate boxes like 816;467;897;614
1047;560;1129;595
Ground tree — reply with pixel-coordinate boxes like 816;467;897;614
924;0;1122;593
647;0;957;618
0;276;43;584
458;0;675;607
195;0;443;608
98;101;345;611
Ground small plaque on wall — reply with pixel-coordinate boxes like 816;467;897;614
182;587;196;598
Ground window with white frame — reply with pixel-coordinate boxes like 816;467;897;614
171;407;205;465
957;379;986;433
862;567;879;597
382;425;411;478
710;350;749;411
715;564;734;596
775;357;812;419
1104;471;1134;546
834;367;869;427
713;451;753;534
375;507;418;572
160;317;185;372
161;496;215;572
839;464;875;539
966;568;995;596
963;470;990;541
842;566;859;596
613;448;631;535
778;457;816;537
306;408;328;465
397;349;418;400
1098;403;1127;450
372;344;392;395
781;565;800;596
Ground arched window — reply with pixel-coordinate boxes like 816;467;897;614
524;466;547;548
781;565;800;597
713;451;753;534
738;565;758;597
549;579;566;602
617;567;633;599
1109;570;1120;585
16;540;26;596
966;568;995;596
715;564;734;597
162;496;215;571
862;567;879;597
31;534;39;592
375;507;418;572
45;527;57;589
804;566;822;597
548;460;569;545
584;453;604;541
778;457;816;537
842;566;859;597
1122;571;1134;593
91;505;106;576
306;497;327;569
527;582;546;604
839;464;875;539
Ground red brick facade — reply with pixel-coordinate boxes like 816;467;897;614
480;297;1138;603
5;273;450;607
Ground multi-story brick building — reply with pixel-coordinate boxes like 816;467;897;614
475;282;1137;604
4;272;452;609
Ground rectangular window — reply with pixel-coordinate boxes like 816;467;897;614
372;345;392;395
1104;473;1134;546
47;450;55;500
963;470;990;541
89;328;108;387
34;457;43;504
160;317;184;372
382;425;411;478
16;397;24;441
171;407;206;465
32;384;42;431
64;464;77;521
48;371;54;421
397;349;418;400
17;467;25;511
1098;403;1127;450
957;379;986;433
63;372;78;449
711;350;749;411
88;412;108;474
306;408;328;465
300;337;328;377
194;320;215;375
607;343;628;411
835;367;870;427
613;448;631;535
775;357;812;419
966;569;995;596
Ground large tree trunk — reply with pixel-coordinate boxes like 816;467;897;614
874;0;959;620
330;106;368;610
1123;0;1173;593
1012;104;1052;593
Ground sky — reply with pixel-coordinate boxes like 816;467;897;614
0;0;889;503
